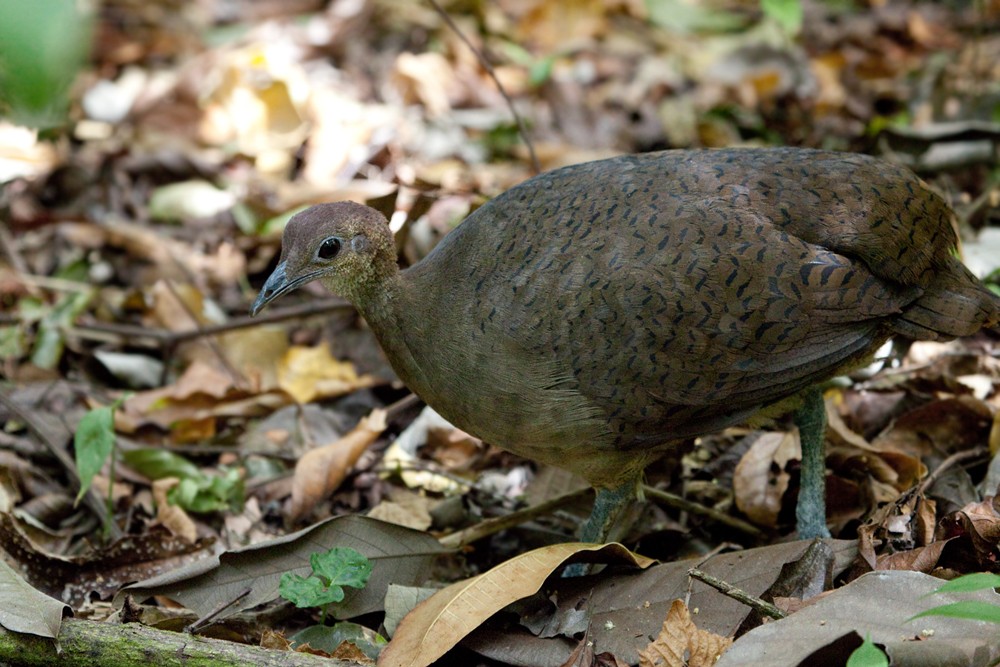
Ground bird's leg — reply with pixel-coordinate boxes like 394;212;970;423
794;386;831;539
581;480;641;544
563;480;640;578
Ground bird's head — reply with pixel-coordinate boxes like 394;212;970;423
250;202;397;316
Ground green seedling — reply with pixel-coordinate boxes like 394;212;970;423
280;548;385;658
74;396;127;539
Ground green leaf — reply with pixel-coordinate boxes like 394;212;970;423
846;634;888;667
74;406;116;504
910;601;1000;625
31;291;91;369
761;0;803;35
927;573;1000;595
121;448;202;480
279;573;345;608
310;547;372;591
0;0;93;128
166;467;244;514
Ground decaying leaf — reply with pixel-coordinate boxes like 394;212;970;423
638;599;733;667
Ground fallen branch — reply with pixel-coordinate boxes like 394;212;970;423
0;617;354;667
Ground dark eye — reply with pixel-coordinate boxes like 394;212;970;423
317;237;341;260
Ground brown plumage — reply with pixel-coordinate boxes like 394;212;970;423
252;147;1000;538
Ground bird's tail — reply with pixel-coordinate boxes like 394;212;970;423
891;257;1000;341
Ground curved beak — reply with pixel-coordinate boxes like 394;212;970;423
251;262;326;316
250;262;290;316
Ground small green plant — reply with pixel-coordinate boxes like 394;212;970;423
74;397;127;538
910;572;1000;625
280;547;373;623
122;448;244;514
280;547;385;658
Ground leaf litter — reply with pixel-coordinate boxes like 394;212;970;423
1;0;999;664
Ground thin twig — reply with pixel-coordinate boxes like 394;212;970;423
185;588;252;634
642;485;763;538
70;298;353;347
0;221;43;298
162;279;245;385
688;567;786;620
916;447;989;495
427;0;540;174
438;487;592;549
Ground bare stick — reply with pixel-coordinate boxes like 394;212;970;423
438;487;592;549
688;567;786;620
427;0;540;174
71;298;353;347
643;485;763;538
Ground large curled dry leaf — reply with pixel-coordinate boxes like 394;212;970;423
0;559;68;638
638;599;733;667
287;409;388;523
378;543;656;667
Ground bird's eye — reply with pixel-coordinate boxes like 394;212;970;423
317;237;341;260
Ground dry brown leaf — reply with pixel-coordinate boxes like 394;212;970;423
152;478;197;543
379;543;656;667
220;327;290;393
559;634;631;667
874;538;950;573
148;280;207;332
367;489;435;531
120;360;239;430
638;599;733;667
938;495;1000;565
260;629;292;650
733;431;798;527
287;409;388;523
331;641;375;664
277;343;374;404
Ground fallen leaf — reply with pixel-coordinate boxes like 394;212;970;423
287;409;388;523
367;489;435;531
733;430;798;527
152;478;197;543
115;515;445;621
715;570;1000;667
278;343;374;404
638;599;732;667
379;543;656;667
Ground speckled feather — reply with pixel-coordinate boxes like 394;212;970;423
268;148;1000;489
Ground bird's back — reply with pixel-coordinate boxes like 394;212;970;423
394;148;999;486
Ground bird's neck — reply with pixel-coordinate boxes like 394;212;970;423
352;271;429;393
